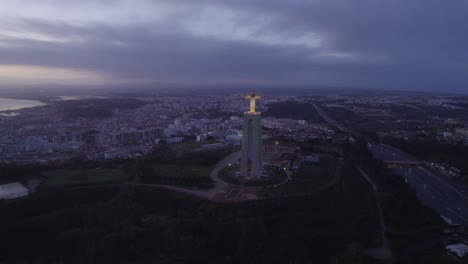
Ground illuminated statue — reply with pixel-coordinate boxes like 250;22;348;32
245;93;261;113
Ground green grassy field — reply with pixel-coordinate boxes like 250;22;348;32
141;164;214;188
257;157;338;196
153;164;212;178
41;168;129;188
226;189;241;199
218;164;288;186
171;139;220;152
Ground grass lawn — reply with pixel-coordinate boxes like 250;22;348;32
41;168;129;188
257;157;338;196
143;164;214;188
154;164;212;178
171;139;220;152
226;189;241;199
218;165;288;186
294;164;334;182
218;165;242;185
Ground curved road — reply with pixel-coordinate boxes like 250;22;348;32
149;151;243;201
209;151;241;196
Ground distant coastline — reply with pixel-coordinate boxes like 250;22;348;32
0;98;46;111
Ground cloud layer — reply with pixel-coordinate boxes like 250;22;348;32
0;0;467;91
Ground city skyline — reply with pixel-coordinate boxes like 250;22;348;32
0;0;467;93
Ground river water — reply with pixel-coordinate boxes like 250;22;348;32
0;98;46;111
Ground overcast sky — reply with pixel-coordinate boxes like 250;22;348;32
0;0;467;92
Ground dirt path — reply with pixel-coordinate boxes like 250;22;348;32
357;167;393;260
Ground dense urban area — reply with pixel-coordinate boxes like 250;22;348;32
1;90;468;263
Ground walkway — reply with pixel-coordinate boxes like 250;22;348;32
357;167;393;260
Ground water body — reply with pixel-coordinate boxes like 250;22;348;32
54;95;108;101
0;98;46;111
0;182;29;200
0;112;19;117
55;96;82;101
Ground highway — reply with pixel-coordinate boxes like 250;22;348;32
395;168;468;226
314;103;468;228
367;143;419;164
313;103;348;132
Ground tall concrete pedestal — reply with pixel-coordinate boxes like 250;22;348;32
240;112;262;178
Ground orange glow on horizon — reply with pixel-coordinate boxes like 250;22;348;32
0;65;104;84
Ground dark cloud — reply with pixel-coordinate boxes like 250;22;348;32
0;0;467;92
